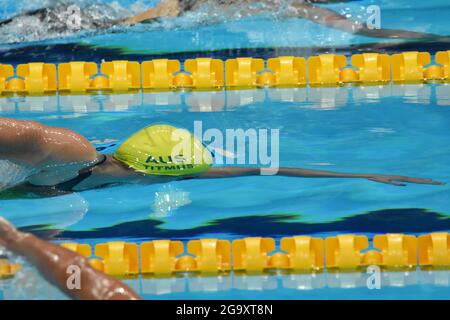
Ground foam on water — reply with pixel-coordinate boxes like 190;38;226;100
151;183;192;218
0;0;376;44
0;252;67;300
0;160;37;191
0;1;129;43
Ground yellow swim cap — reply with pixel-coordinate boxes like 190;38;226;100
114;124;212;176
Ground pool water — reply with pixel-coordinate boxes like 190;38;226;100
1;84;450;299
1;0;450;63
0;0;450;300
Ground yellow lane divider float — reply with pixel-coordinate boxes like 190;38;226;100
0;258;21;279
0;50;449;96
49;232;450;277
0;232;448;279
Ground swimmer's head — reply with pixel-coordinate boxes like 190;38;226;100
113;124;212;176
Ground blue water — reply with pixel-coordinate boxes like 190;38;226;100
1;85;450;299
0;0;450;300
0;0;449;58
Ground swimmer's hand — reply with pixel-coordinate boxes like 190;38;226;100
366;175;445;186
120;0;180;25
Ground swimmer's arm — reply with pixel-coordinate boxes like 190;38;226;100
0;217;140;300
121;0;180;25
0;118;97;166
0;117;46;163
194;167;444;186
292;2;446;40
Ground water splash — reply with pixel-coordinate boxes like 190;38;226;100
0;250;67;300
0;0;375;44
0;0;137;43
0;193;89;230
151;184;191;218
0;160;38;191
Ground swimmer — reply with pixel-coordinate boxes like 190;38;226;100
1;1;447;41
0;217;140;300
124;0;448;40
0;118;443;197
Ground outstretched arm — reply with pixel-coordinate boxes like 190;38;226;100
0;217;140;300
0;117;98;166
121;0;180;24
290;2;448;41
196;167;444;186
